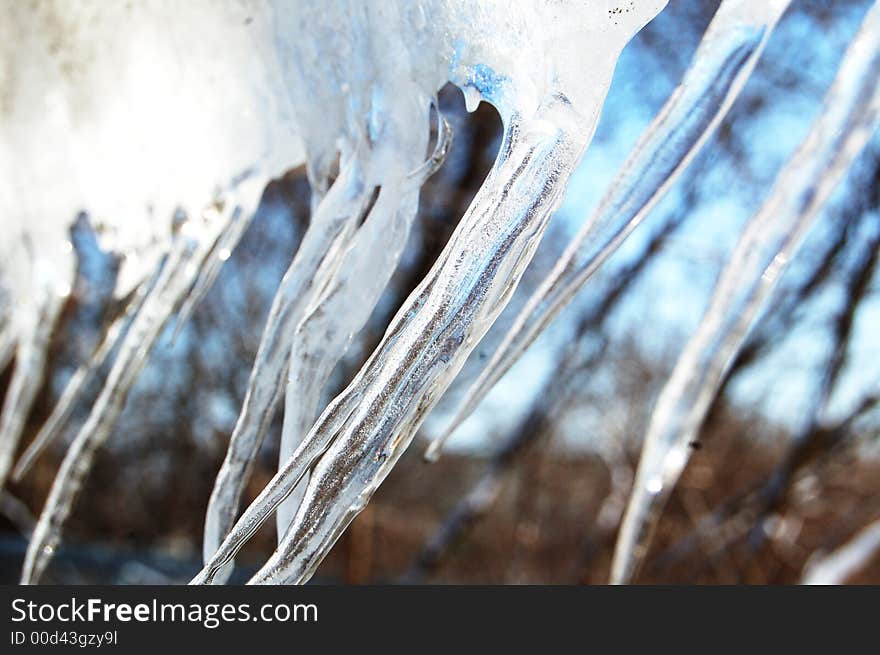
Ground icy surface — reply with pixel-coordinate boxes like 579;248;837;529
426;0;792;461
611;1;880;584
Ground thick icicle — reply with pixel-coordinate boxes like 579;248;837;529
275;113;450;538
11;265;159;482
426;0;791;461
193;94;598;584
202;150;374;571
611;2;880;585
21;206;237;584
802;520;880;584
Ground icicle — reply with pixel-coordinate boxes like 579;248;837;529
202;149;374;573
11;264;160;483
611;2;880;585
275;111;451;539
193;94;598;584
802;520;880;585
193;384;363;584
1;1;303;298
0;290;67;488
21;206;234;584
191;0;669;587
426;0;791;461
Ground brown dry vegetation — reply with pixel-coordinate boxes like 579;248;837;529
4;398;877;584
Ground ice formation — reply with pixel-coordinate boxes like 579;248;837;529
0;219;72;489
426;0;792;460
4;0;875;586
611;1;880;584
203;114;450;579
0;0;301;503
21;207;228;582
193;0;668;584
11;266;154;483
1;0;667;584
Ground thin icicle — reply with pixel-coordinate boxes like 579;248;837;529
426;0;791;461
275;111;451;539
11;264;160;483
0;290;67;488
202;149;374;572
611;2;880;585
170;203;254;343
802;520;880;584
193;94;598;585
21;207;234;584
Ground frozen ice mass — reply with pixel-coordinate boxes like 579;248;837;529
1;0;878;585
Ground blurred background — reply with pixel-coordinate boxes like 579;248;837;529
1;0;878;584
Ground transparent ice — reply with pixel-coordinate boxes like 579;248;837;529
2;0;876;586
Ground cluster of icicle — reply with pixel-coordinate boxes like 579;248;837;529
195;0;670;585
2;0;667;584
802;519;880;584
429;0;880;583
1;0;878;586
